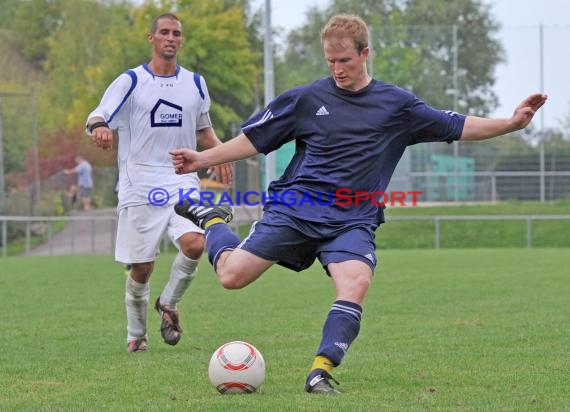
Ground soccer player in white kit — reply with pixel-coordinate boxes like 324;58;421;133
86;13;232;352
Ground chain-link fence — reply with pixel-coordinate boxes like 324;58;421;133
1;166;117;217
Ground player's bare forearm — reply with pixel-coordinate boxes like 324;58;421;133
87;116;114;150
171;133;258;175
460;117;514;141
196;127;223;150
196;128;235;186
461;93;547;141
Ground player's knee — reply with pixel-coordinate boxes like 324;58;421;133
340;272;371;299
130;262;154;282
217;267;247;290
355;275;372;293
353;273;372;295
180;235;204;260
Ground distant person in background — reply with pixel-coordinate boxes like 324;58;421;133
64;155;93;211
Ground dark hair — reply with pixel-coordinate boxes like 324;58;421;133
150;13;180;34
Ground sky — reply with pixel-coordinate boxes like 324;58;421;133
253;0;570;129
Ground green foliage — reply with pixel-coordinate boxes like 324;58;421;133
9;0;64;69
1;250;569;410
399;0;503;114
276;7;330;93
175;0;259;134
51;191;65;216
0;0;18;27
45;0;130;131
0;89;35;177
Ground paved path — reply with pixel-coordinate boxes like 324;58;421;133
27;205;261;257
28;209;117;256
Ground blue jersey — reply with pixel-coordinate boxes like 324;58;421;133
242;77;465;231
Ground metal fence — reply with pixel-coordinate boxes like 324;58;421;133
1;213;117;257
387;214;570;249
2;212;569;257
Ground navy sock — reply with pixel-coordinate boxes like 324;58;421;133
204;224;240;270
315;300;362;366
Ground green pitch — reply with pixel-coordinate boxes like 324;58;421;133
1;249;569;411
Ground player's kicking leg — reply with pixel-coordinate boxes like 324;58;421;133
174;200;271;288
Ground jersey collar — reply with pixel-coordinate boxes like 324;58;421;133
143;63;181;79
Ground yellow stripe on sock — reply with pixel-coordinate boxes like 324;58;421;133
311;355;334;373
204;217;225;229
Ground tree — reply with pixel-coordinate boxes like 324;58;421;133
9;0;64;70
397;0;503;115
43;0;125;132
176;0;259;134
0;0;19;28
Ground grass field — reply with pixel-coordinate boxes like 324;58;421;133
1;249;569;411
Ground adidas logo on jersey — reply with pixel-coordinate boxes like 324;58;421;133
316;106;329;116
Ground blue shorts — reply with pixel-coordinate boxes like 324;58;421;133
239;215;377;273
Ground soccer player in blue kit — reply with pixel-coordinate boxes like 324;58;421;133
171;14;547;394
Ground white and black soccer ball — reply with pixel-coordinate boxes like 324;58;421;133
208;341;266;394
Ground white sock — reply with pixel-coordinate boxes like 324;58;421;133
159;252;199;309
125;275;149;342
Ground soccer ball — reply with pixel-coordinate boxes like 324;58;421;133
208;341;266;394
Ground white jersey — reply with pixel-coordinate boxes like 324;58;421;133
87;64;209;209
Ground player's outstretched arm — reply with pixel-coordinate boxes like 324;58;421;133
171;133;259;175
460;93;547;141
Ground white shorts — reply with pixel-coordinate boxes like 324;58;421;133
115;204;203;264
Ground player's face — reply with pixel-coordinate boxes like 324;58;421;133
323;38;369;92
149;18;183;60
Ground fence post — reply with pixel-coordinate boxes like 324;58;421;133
91;218;96;253
526;217;533;248
2;220;6;257
70;220;75;254
48;221;53;256
110;218;115;254
434;216;440;249
25;220;31;255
